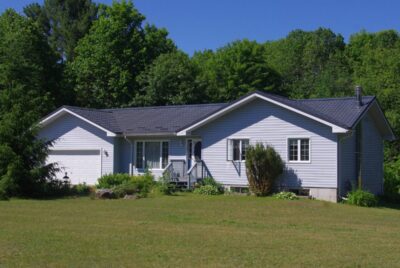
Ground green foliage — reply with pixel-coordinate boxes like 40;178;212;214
193;185;220;195
153;175;176;195
199;177;224;193
346;189;378;207
97;173;132;189
98;172;154;198
193;39;282;102
136;51;202;106
274;191;299;200
264;28;351;99
71;183;92;196
24;0;98;62
245;143;284;196
68;0;176;108
0;10;60;197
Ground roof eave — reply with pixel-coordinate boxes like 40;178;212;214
39;107;117;137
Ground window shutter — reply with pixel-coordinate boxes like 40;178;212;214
227;139;233;161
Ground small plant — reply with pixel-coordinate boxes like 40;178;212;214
193;185;220;195
154;175;176;195
245;143;284;196
71;183;92;196
97;173;132;189
346;189;378;207
113;182;139;198
199;177;223;193
274;191;299;200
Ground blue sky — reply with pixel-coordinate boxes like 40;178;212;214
1;0;400;54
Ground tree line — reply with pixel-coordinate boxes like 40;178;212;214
1;0;400;198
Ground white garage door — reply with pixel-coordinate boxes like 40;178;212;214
47;149;101;185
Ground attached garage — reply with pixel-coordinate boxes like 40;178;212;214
48;149;102;185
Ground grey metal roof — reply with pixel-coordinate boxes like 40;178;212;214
64;103;227;135
57;91;377;135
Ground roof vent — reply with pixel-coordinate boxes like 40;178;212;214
355;85;363;106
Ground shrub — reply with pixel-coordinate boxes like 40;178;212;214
199;177;223;193
154;175;176;195
113;182;139;198
346;189;378;207
245;143;284;196
274;191;299;200
384;161;400;196
193;185;220;195
97;173;132;189
71;183;92;196
0;187;9;200
130;172;154;197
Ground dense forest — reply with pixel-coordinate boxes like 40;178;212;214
1;0;400;198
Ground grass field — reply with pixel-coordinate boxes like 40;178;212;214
0;194;399;267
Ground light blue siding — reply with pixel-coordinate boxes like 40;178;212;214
338;133;356;196
38;113;115;175
361;113;384;194
338;111;384;196
116;137;186;178
193;98;338;188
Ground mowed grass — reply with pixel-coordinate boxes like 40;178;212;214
0;194;400;267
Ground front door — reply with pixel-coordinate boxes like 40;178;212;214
187;139;202;169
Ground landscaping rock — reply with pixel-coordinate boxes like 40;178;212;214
124;194;139;200
95;189;115;199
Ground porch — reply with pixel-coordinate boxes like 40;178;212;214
162;159;212;188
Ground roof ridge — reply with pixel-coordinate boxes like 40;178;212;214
103;102;227;111
63;105;113;113
297;96;375;101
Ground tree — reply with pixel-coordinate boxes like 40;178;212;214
136;51;202;106
68;0;176;108
264;28;352;98
24;0;98;62
0;10;58;197
193;39;282;103
245;143;284;196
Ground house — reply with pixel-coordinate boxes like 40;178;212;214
38;88;395;202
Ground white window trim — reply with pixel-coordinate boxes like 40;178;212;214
227;138;250;162
135;140;169;170
287;137;311;164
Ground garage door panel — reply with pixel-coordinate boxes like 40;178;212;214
47;150;101;185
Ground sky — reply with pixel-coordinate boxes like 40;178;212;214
1;0;400;54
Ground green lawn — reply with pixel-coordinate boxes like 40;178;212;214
0;194;399;267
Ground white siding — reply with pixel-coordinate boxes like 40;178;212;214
193;98;338;188
38;113;115;176
361;113;384;194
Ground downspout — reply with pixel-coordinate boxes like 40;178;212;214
124;136;133;175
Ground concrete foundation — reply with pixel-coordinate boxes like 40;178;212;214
309;188;337;202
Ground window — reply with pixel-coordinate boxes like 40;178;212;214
288;138;310;162
227;139;249;161
136;141;169;169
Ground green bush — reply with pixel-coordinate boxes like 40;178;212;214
274;191;299;200
245;143;284;196
346;189;378;207
153;175;176;195
0;187;9;200
384;161;400;195
71;183;92;196
113;182;139;198
193;185;220;195
97;173;132;188
199;177;223;193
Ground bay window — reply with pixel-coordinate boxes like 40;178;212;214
136;141;169;169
